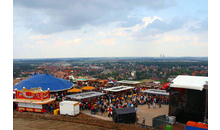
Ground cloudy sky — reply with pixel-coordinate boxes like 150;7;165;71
13;0;208;59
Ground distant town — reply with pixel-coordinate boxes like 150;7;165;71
13;57;208;83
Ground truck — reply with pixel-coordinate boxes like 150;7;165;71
59;101;80;116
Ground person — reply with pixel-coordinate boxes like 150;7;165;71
125;94;127;100
142;117;145;127
46;105;49;113
153;101;156;109
135;107;137;112
101;106;104;115
135;116;139;125
79;102;82;110
148;102;150;109
108;106;112;117
159;99;162;108
88;103;91;110
91;105;95;115
49;104;52;113
131;103;134;108
127;102;130;107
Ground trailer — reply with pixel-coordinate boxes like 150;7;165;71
59;101;80;116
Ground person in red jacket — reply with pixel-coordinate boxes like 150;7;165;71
108;107;112;117
88;103;91;110
79;102;82;110
91;105;95;114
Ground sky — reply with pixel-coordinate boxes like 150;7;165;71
13;0;208;59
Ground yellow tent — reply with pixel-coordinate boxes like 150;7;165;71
67;88;82;93
82;86;95;90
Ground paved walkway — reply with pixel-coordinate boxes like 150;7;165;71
136;104;169;126
80;104;169;126
80;110;113;121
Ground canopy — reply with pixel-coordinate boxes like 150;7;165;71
77;78;88;81
13;98;56;105
117;80;141;85
161;82;170;90
170;75;208;91
82;86;95;90
66;92;106;100
67;88;82;93
108;81;114;84
13;74;73;92
141;89;169;96
103;79;109;82
103;86;134;92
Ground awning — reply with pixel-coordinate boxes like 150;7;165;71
13;98;56;105
103;86;134;92
67;88;82;93
82;86;95;90
77;78;88;81
66;92;106;100
117;80;141;85
141;89;169;96
170;75;208;91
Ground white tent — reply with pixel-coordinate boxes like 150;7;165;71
141;89;169;96
66;92;106;100
170;75;208;91
103;86;134;92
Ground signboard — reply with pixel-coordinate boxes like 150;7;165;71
16;89;50;101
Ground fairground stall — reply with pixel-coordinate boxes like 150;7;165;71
117;80;141;87
13;87;55;113
66;91;106;101
103;86;134;102
141;89;169;96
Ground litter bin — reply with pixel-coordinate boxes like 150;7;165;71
54;109;60;115
166;125;172;130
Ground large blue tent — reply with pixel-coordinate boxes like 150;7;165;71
13;73;73;92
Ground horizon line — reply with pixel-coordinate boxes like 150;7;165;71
13;56;208;60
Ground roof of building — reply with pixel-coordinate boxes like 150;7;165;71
170;75;208;91
13;73;73;92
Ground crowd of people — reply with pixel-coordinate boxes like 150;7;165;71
49;80;169;117
71;91;169;117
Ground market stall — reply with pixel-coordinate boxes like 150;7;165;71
67;88;82;93
82;86;95;90
103;86;134;92
66;91;106;100
141;89;169;96
13;87;55;113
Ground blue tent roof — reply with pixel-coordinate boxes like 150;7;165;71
13;74;73;92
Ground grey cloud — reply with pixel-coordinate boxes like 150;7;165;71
139;16;188;36
119;18;142;28
14;0;177;34
189;17;208;33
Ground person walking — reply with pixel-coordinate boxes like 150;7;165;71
135;116;139;125
153;101;156;109
135;107;137;112
148;102;150;109
159;99;162;108
142;117;145;127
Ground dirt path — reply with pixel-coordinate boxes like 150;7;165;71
13;111;148;130
13;117;111;130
